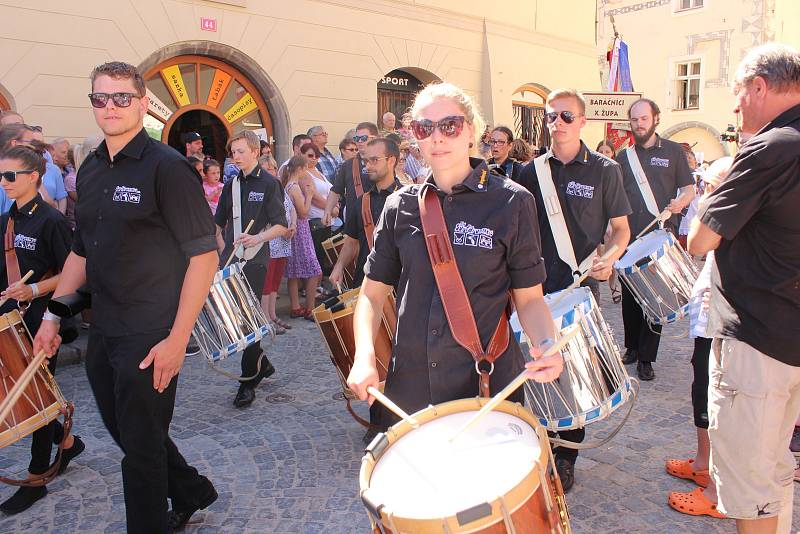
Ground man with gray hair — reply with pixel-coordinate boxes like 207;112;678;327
380;111;396;134
308;125;338;183
689;42;800;534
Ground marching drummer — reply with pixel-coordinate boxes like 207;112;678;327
0;143;83;514
322;122;378;225
615;98;695;381
215;130;288;409
516;88;631;492
346;82;562;428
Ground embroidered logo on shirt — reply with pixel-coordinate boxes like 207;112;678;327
453;221;493;249
112;186;141;204
13;234;36;251
650;157;670;168
248;191;264;202
565;181;594;199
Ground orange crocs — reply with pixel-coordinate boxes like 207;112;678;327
665;458;710;487
668;487;726;519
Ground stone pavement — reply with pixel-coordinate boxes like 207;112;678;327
0;284;797;533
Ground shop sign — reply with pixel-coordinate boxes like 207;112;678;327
206;69;232;108
161;65;190;107
146;88;173;121
582;91;642;122
224;92;258;123
378;70;424;92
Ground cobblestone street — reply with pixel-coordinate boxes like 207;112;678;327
0;285;797;533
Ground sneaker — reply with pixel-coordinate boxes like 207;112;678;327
791;426;800;458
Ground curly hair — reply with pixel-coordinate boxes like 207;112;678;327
90;61;145;95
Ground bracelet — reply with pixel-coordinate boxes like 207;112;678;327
30;283;40;299
42;311;61;323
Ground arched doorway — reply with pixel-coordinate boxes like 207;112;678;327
377;68;440;124
512;83;550;151
0;87;12;113
142;55;275;162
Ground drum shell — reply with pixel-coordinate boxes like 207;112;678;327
359;398;570;533
323;234;357;290
0;310;65;448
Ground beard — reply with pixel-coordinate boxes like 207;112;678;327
632;122;657;145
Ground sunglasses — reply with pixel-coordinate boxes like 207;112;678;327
0;170;35;182
88;92;141;108
352;135;370;143
364;156;390;165
545;111;580;124
303;153;318;159
410;116;466;140
343;147;358;152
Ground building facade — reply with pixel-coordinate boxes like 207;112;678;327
0;0;604;161
596;0;799;161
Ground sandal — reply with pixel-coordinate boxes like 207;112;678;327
303;308;315;321
274;318;292;330
611;285;622;304
271;322;286;335
289;308;306;318
665;458;710;487
668;487;726;518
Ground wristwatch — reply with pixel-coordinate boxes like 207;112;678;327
42;311;62;323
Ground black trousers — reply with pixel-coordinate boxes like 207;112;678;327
621;283;662;362
691;337;712;429
28;355;63;475
240;262;271;388
85;329;211;534
309;220;333;276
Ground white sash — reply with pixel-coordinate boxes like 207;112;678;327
625;147;660;218
232;175;262;260
533;153;596;278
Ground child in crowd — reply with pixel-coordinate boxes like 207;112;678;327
202;159;224;214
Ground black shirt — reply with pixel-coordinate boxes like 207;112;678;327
365;158;547;417
332;154;372;218
215;165;287;266
343;178;401;286
615;135;693;237
518;143;631;293
0;196;72;331
698;104;800;366
488;157;523;184
73;128;217;336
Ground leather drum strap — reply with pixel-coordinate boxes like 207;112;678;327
4;218;21;286
417;184;511;397
352;157;364;198
362;192;374;250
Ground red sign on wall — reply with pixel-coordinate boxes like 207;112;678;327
200;18;217;32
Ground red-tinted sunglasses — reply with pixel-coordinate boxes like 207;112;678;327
410;116;466;140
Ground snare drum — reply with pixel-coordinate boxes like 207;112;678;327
359;398;570;533
312;288;395;405
614;229;699;325
322;233;357;290
0;310;69;449
512;287;633;432
192;262;272;363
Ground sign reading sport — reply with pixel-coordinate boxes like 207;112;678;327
582;92;643;122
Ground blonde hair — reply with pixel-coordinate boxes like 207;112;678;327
226;129;260;154
73;133;103;170
410;82;486;146
546;88;586;114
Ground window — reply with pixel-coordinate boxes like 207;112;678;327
675;60;701;110
677;0;703;10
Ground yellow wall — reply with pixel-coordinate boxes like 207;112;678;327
774;0;800;49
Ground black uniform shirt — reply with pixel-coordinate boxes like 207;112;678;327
215;165;287;266
488;157;523;184
518;143;631;293
73;128;217;336
343;177;401;286
332;154;372;218
0;196;72;330
615;135;693;237
364;158;547;416
698;103;800;366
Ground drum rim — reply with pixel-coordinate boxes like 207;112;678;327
530;378;634;431
359;398;550;532
614;229;674;272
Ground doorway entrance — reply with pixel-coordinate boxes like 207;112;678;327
167;110;229;162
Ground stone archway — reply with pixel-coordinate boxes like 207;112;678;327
662;121;729;158
138;41;292;161
512;83;551;149
0;83;14;113
377;67;441;125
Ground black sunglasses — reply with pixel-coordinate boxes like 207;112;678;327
410;116;466;140
545;111;581;124
352;134;370;143
88;92;141;109
0;170;35;182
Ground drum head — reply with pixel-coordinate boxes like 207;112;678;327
544;287;593;326
615;230;670;269
368;411;541;519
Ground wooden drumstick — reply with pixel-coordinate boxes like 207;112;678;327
448;326;580;443
223;219;255;268
635;209;671;240
0;270;35;309
367;386;419;428
549;245;618;308
0;349;48;427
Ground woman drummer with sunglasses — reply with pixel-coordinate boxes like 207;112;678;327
0;145;83;514
346;82;563;426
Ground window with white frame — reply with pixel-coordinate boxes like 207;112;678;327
675;60;701;110
677;0;703;10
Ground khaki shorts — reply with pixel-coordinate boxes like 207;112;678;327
708;338;800;528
